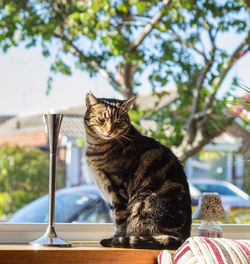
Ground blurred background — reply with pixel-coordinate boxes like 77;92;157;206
0;0;249;224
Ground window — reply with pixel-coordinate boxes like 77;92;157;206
8;188;112;223
0;2;249;244
187;150;250;224
194;184;239;196
74;200;111;223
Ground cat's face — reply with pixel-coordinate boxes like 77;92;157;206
84;93;135;140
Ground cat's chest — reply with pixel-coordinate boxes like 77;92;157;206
86;143;133;170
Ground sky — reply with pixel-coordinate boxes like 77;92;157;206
0;34;249;116
0;44;116;115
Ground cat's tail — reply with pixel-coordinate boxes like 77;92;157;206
100;235;183;250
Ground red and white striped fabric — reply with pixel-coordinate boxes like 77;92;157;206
157;250;174;264
158;237;250;264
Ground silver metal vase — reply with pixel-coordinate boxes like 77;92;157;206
29;113;72;247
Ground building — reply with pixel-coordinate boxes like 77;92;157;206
0;107;86;187
0;94;249;189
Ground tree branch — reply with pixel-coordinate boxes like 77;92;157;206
178;131;221;162
185;61;213;144
185;26;217;144
116;62;134;98
191;109;213;122
204;20;218;54
128;0;172;52
124;62;134;97
170;30;208;61
53;33;124;94
204;32;250;111
194;31;250;140
178;115;233;162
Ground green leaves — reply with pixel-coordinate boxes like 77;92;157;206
51;57;72;76
0;0;249;158
1;0;247;92
46;56;72;94
46;76;53;95
0;145;65;218
117;3;128;13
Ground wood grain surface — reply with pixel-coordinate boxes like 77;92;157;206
0;245;161;264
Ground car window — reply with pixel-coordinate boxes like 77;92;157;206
74;199;111;223
8;197;48;222
193;184;237;196
8;192;98;223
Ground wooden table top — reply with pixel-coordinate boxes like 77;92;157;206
0;244;161;264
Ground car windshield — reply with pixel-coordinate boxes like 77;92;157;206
193;184;237;196
8;191;98;223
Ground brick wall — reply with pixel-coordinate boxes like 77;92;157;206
0;130;66;161
0;130;47;147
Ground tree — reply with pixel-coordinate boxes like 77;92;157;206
0;0;249;161
0;144;65;218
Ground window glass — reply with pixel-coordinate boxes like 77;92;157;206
74;200;111;223
0;0;249;235
7;188;110;223
187;151;250;224
193;184;237;196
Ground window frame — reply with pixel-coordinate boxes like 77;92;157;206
0;223;249;244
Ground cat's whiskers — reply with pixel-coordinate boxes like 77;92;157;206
119;134;136;152
122;133;138;139
115;137;127;154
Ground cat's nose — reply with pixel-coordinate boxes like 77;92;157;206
104;131;112;136
104;131;111;137
106;121;112;132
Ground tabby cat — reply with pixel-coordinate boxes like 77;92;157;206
84;92;192;250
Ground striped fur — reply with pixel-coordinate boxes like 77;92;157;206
84;93;192;250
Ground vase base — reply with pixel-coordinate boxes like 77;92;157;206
29;231;72;247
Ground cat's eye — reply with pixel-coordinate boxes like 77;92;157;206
115;120;122;125
98;118;105;123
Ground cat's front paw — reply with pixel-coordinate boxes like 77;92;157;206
100;237;113;247
114;230;126;237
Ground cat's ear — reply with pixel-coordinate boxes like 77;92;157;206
86;92;98;109
122;97;136;111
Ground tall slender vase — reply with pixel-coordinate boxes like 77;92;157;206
29;113;72;247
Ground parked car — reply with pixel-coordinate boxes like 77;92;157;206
8;183;201;223
189;182;202;206
191;179;250;211
8;185;112;223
